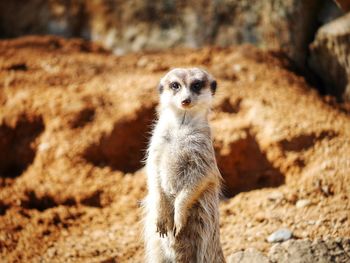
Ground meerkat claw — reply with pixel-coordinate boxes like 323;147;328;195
173;225;180;237
156;222;168;238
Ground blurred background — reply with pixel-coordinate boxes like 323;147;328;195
1;0;349;100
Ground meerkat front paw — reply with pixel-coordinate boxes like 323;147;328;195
156;218;168;237
156;212;173;238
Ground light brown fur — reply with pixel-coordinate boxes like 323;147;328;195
144;68;225;263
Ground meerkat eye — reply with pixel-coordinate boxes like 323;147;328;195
170;82;180;90
190;80;204;94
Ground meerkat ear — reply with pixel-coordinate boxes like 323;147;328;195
210;80;217;95
158;83;164;94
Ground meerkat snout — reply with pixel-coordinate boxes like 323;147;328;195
181;98;191;107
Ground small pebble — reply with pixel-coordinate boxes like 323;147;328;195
267;191;284;201
233;64;242;72
301;231;309;238
296;199;311;208
316;219;323;226
267;228;293;243
136;57;148;68
38;142;50;152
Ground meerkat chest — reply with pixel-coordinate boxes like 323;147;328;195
157;128;203;195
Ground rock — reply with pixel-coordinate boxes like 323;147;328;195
227;248;269;263
229;239;350;263
0;0;323;67
267;228;293;243
269;240;317;263
296;199;311;208
309;12;350;101
268;238;350;263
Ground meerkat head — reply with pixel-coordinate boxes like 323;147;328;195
157;68;217;113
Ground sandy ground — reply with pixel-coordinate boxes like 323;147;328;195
0;36;349;262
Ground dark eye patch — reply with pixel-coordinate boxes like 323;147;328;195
170;82;180;91
210;80;217;95
158;83;164;93
190;80;205;94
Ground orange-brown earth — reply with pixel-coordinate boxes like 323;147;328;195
0;36;349;262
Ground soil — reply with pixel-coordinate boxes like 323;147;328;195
0;36;349;262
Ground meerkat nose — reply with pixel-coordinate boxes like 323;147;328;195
181;98;191;107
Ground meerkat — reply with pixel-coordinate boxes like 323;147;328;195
144;68;225;263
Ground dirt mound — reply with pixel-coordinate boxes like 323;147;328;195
0;36;349;262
